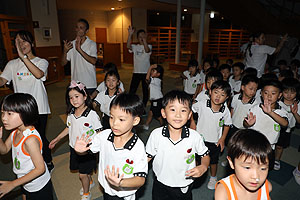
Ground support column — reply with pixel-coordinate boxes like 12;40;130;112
175;0;181;64
198;0;206;64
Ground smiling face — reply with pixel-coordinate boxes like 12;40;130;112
75;21;88;38
261;85;282;107
161;99;192;130
105;75;119;91
109;106;140;136
16;34;33;55
68;89;87;109
210;88;228;106
228;155;269;192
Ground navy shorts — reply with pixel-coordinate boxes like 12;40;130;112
276;128;292;148
70;147;96;174
150;99;163;118
205;142;221;164
21;179;53;200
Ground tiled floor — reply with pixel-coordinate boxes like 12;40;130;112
0;63;299;200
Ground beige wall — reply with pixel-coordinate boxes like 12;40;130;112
191;13;210;43
30;0;60;47
131;8;147;42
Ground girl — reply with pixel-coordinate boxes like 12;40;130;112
0;93;53;200
197;59;212;97
0;30;53;172
141;64;164;130
49;81;102;200
94;70;122;130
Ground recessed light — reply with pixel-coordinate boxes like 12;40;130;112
111;7;115;10
210;11;214;18
156;12;159;15
118;0;122;1
183;9;187;12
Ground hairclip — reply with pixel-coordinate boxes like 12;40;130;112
69;80;86;95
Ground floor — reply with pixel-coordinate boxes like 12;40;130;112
0;63;300;200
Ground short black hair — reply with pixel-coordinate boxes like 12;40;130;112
1;93;39;127
281;77;300;93
110;93;144;117
103;62;118;73
261;79;283;92
242;67;257;78
219;64;231;72
188;59;198;68
226;59;233;65
279;70;294;79
232;62;245;71
162;90;192;109
137;29;146;38
241;75;259;86
203;59;212;66
291;59;300;68
228;129;272;165
277;59;287;66
205;68;223;84
154;64;164;79
105;70;120;82
210;80;232;97
78;18;89;30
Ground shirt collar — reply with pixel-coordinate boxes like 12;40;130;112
238;93;256;104
105;89;118;97
70;107;92;117
107;131;138;150
205;90;209;95
206;99;225;113
161;125;190;139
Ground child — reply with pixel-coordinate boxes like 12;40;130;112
146;90;210;200
0;93;53;199
199;59;212;86
74;93;148;200
274;78;300;170
219;64;231;82
278;69;294;81
195;68;223;103
181;59;202;99
215;129;273;200
226;59;233;67
49;81;102;200
142;64;164;130
244;79;288;151
94;70;122;129
192;80;232;190
229;62;245;95
90;63;125;99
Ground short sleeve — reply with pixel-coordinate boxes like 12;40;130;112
194;133;209;157
183;70;189;77
66;115;71;128
0;60;14;83
36;59;49;81
89;132;102;153
92;112;102;131
192;101;201;113
145;130;159;158
96;82;106;93
258;45;276;55
133;143;148;177
223;107;232;126
89;41;97;58
119;81;125;92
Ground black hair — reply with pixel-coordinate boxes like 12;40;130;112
65;81;93;114
137;29;146;38
203;59;212;67
241;75;259;86
279;70;294;79
261;79;283;92
259;73;279;90
103;62;118;73
242;67;257;78
213;58;220;68
1;93;39;127
188;59;198;68
277;59;287;66
246;32;264;57
228;129;272;165
110;93;144;117
15;30;36;55
153;64;164;79
210;80;232;97
226;59;233;65
105;70;120;82
281;78;300;93
291;59;300;68
232;62;245;71
78;18;89;30
162;90;192;109
219;64;231;72
205;68;223;84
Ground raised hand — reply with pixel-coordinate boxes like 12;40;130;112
104;165;124;187
245;112;256;126
291;102;298;114
63;40;73;53
128;26;135;36
75;36;82;51
74;134;91;153
261;99;272;114
15;38;25;58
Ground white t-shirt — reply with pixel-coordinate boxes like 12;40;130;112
195;89;210;103
229;76;241;94
129;44;152;73
67;108;102;148
149;77;163;100
192;99;232;143
146;126;209;187
249;103;288;148
94;90;117;116
96;81;125;93
67;36;97;88
278;100;300;133
90;129;148;199
199;71;206;84
245;44;276;78
183;71;202;95
1;57;50;114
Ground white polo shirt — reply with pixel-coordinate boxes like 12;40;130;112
245;44;276;78
129;44;152;73
249;103;288;148
94;90;118;116
229;76;241;94
199;71;206;84
192;99;232;143
195;89;210;103
149;77;163;100
67;108;102;148
90;129;148;199
1;57;50;114
183;71;202;95
278;100;300;133
96;81;125;93
231;94;259;129
67;36;97;88
146;126;209;187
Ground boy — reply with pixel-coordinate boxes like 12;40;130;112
244;79;288;151
219;64;231;82
275;78;300;170
127;26;152;107
146;90;210;200
195;69;223;103
229;62;245;95
74;93;148;200
191;80;232;190
215;129;273;200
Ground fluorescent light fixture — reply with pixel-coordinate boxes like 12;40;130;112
210;11;214;18
111;7;115;10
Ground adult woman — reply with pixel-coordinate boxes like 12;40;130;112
0;30;53;171
245;32;287;77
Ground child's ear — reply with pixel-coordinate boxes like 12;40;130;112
241;85;245;91
161;108;167;119
188;110;192;120
278;92;282;100
227;156;235;170
133;116;140;126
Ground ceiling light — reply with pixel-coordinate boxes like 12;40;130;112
210;11;214;18
156;12;159;15
118;0;122;1
111;7;115;10
183;9;187;12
